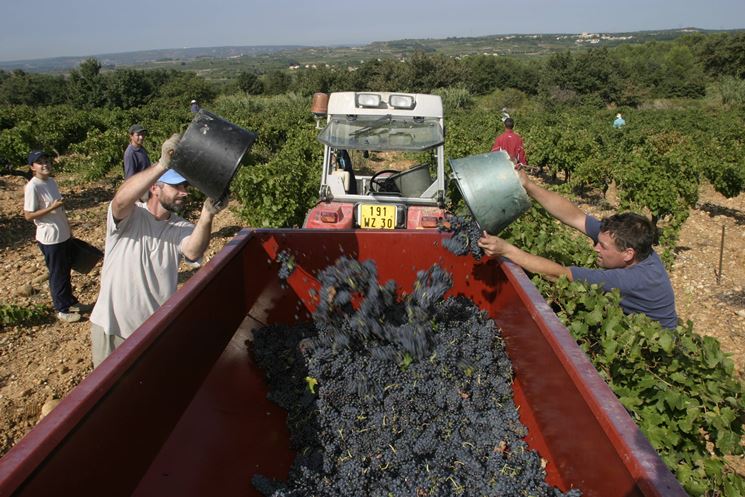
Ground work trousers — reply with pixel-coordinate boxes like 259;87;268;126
38;238;76;313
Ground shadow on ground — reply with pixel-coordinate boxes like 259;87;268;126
699;202;745;225
214;225;243;238
716;289;745;308
0;214;35;250
573;189;615;210
63;186;114;211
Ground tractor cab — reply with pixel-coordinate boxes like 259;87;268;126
303;92;448;230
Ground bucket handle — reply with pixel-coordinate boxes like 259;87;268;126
213;193;229;210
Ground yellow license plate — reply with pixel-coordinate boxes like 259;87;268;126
357;204;397;229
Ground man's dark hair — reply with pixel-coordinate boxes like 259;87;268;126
600;212;657;261
503;117;514;129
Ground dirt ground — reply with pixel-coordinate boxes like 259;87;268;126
1;167;745;477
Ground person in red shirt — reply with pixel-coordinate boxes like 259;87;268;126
490;117;527;167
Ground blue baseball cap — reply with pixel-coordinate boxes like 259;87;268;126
28;150;50;165
158;169;188;185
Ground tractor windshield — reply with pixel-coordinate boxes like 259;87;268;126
318;115;444;152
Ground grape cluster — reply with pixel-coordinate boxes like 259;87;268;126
277;249;296;280
252;257;582;497
438;214;484;260
311;257;451;366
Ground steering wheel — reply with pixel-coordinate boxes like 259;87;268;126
369;169;400;193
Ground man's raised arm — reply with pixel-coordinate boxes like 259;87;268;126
519;170;588;234
477;232;573;282
112;134;179;221
181;198;226;262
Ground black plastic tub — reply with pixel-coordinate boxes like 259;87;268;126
170;110;257;201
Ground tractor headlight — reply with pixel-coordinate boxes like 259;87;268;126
356;93;381;108
389;94;416;110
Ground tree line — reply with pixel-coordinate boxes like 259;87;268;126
0;59;217;109
2;32;744;108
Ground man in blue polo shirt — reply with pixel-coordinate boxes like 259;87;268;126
123;124;151;179
478;171;678;329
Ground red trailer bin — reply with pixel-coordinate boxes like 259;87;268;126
0;229;686;497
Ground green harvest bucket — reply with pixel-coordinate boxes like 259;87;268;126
449;151;531;234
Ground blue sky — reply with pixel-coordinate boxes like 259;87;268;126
1;0;744;62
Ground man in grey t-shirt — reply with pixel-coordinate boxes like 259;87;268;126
477;170;678;329
90;134;226;367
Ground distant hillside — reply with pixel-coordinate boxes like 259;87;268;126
0;45;305;73
1;27;741;74
365;27;737;57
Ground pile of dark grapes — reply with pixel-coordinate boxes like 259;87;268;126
438;214;484;260
311;257;452;364
251;257;581;497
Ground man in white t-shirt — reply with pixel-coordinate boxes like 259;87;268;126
23;151;90;323
89;134;226;367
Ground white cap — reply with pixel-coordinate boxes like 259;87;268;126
191;99;197;104
616;113;622;118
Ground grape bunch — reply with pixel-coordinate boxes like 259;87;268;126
438;214;484;260
251;257;583;497
277;249;296;280
311;257;452;366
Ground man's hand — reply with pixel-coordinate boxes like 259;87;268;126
182;196;225;262
159;133;181;169
203;197;227;216
50;198;64;211
517;168;530;188
477;231;512;258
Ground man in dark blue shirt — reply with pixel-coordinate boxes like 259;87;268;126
124;124;151;179
478;171;678;329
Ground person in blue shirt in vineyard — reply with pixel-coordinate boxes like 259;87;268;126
478;170;678;329
613;113;626;128
123;124;151;179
